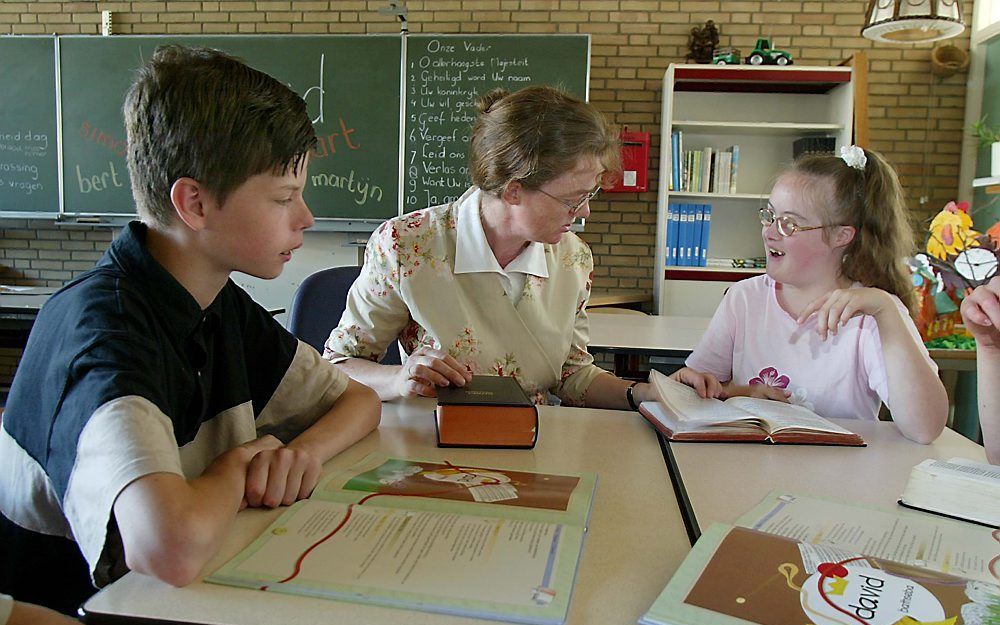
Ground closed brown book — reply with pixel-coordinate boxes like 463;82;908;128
435;375;538;449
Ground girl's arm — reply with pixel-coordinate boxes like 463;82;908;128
798;288;947;443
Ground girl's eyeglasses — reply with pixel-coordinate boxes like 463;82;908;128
759;206;842;237
537;184;602;216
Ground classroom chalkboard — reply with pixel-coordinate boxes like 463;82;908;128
0;36;59;216
0;34;590;222
58;35;401;220
402;35;590;211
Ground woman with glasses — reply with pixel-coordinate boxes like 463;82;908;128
324;85;656;409
671;147;947;444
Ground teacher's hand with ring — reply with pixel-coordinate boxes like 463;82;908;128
395;346;472;398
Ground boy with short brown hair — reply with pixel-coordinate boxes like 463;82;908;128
0;45;380;614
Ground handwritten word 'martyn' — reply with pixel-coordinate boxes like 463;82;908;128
311;168;383;206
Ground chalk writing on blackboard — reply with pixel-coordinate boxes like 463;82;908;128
0;130;50;197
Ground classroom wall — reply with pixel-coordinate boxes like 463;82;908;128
0;0;977;384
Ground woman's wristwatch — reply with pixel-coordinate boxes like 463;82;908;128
625;381;640;411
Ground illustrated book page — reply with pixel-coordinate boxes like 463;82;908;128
207;454;597;625
736;491;999;585
639;523;997;625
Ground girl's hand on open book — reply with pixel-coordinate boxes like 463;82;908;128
395;347;473;398
961;276;1000;350
670;367;723;399
730;383;791;403
796;287;893;341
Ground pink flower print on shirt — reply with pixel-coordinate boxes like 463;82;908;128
748;366;789;389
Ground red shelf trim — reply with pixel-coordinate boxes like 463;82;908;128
674;67;850;84
664;268;764;282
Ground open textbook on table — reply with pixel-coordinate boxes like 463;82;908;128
640;523;998;625
207;454;597;625
639;370;865;446
737;491;998;585
641;491;999;625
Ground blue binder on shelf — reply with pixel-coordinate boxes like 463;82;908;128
666;202;679;266
700;204;712;267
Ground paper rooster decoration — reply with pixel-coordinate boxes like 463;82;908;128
911;201;1000;342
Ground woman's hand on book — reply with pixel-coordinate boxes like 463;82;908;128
796;287;894;341
961;277;1000;350
670;367;724;398
395;347;473;398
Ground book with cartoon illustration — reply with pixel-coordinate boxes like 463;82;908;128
640;523;999;625
737;491;999;585
639;370;865;446
206;454;597;625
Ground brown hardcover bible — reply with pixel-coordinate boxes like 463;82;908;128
435;375;538;449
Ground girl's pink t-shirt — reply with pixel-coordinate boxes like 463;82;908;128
685;275;936;421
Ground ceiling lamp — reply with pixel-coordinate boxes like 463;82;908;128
862;0;965;44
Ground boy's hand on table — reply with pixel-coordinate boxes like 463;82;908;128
240;435;322;509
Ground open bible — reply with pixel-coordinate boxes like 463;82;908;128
638;370;865;446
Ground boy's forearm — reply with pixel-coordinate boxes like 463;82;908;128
976;345;1000;464
114;448;255;586
285;379;381;462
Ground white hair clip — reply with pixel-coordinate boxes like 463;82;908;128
839;145;867;170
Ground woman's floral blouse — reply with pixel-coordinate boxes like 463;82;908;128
324;187;604;406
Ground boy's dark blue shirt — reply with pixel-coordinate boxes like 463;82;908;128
0;221;347;614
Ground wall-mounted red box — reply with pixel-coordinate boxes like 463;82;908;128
607;130;650;193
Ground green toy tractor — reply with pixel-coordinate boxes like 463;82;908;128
745;38;793;66
712;47;741;65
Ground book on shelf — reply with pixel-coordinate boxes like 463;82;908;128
639;370;865;446
666;204;712;268
699;204;711;266
666;203;680;266
670;131;679;191
700;147;712;193
435;374;538;449
899;457;1000;528
705;256;766;269
207;454;597;625
727;145;739;194
639;520;998;625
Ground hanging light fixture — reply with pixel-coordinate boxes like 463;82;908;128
862;0;965;44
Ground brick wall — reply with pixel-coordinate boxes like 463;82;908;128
0;1;977;382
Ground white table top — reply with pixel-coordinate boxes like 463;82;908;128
665;419;988;538
83;399;690;625
587;313;710;354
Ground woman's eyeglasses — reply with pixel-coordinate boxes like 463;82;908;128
759;206;840;237
537;184;602;216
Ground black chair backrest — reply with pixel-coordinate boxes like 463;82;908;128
287;266;401;365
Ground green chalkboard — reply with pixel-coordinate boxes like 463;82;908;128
58;35;401;220
0;36;59;216
402;34;590;211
